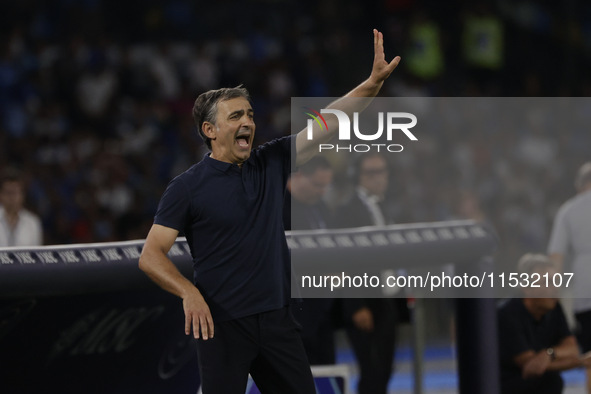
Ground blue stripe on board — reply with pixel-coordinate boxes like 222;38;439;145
339;345;587;392
336;344;455;364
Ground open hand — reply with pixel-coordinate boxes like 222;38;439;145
369;29;401;85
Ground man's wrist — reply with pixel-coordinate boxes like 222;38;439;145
546;347;556;361
365;75;383;91
180;283;201;300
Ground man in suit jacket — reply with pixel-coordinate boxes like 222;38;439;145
335;152;406;394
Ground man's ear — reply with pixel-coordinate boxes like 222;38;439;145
202;122;216;140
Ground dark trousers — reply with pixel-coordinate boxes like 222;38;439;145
345;300;397;394
501;372;563;394
196;306;316;394
293;298;337;365
576;309;591;352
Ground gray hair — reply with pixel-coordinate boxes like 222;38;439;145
192;86;250;150
517;253;554;275
575;162;591;191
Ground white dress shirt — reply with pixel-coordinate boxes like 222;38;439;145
0;206;43;247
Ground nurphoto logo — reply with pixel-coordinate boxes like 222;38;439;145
304;108;418;153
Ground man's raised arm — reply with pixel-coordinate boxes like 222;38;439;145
295;29;401;166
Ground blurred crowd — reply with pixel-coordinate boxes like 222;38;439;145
1;0;590;268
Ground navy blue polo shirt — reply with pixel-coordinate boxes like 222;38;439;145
497;298;571;382
154;136;296;322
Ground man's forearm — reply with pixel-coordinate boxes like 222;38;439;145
139;242;214;339
139;249;199;299
540;338;584;372
344;76;384;99
547;356;585;372
553;337;581;360
325;77;384;122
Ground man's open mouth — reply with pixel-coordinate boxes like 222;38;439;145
236;132;251;148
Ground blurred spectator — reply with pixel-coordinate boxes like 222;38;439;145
462;3;504;70
462;2;504;93
498;253;590;394
455;189;486;222
548;162;591;394
337;153;401;226
186;44;218;92
285;156;335;231
284;156;338;365
149;44;180;101
405;10;445;82
335;153;407;394
76;52;117;124
0;169;43;246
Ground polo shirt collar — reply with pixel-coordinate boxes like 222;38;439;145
519;298;550;324
203;153;243;173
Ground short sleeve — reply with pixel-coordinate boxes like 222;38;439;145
553;302;572;341
253;135;296;180
548;203;570;255
154;176;191;232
